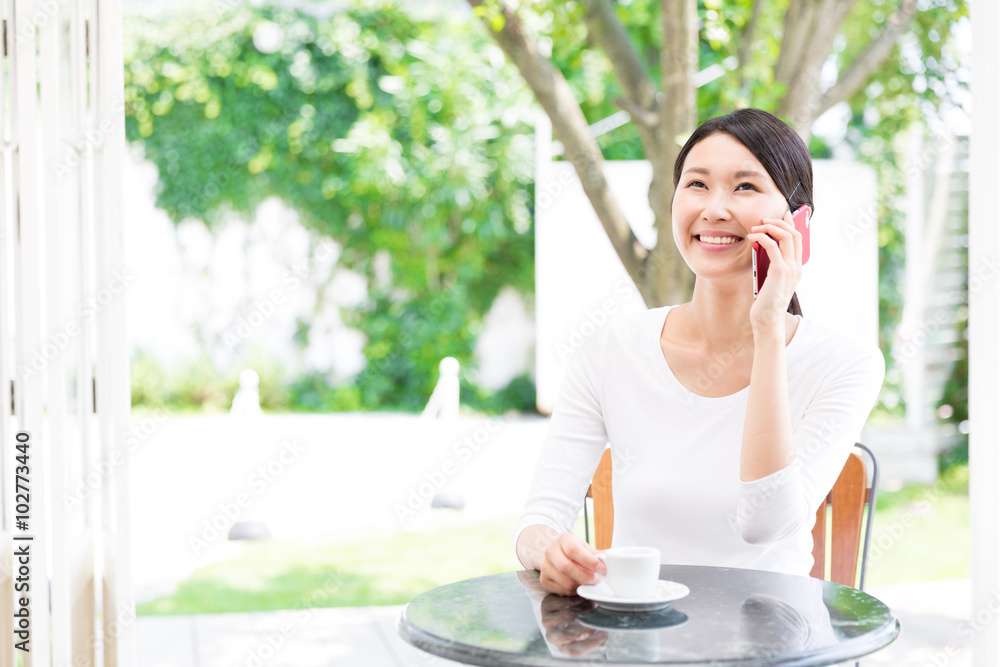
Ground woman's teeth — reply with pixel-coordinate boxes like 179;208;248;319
699;236;740;244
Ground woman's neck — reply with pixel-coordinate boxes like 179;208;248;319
681;277;758;349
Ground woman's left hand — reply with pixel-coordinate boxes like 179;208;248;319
746;208;803;335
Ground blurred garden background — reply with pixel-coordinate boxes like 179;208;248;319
121;0;972;639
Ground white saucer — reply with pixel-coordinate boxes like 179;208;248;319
576;580;690;612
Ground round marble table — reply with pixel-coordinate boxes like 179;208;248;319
398;565;899;666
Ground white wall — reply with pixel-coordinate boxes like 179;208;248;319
123;149;535;390
535;160;880;413
124;151;365;381
471;286;535;389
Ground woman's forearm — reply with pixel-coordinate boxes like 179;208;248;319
740;326;795;481
516;524;561;570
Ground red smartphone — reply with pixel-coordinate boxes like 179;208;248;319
753;204;811;298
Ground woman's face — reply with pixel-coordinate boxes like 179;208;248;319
671;132;792;283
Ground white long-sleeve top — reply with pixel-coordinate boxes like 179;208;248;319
514;305;885;576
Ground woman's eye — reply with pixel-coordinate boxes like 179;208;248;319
736;182;760;191
687;180;706;188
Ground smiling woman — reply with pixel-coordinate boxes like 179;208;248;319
671;108;814;317
513;108;885;598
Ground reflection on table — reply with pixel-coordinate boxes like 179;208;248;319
398;564;900;666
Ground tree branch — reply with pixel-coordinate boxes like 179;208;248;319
773;0;809;88
737;0;763;90
582;0;660;158
614;96;659;130
815;0;919;117
775;0;857;91
581;0;658;112
465;0;649;290
777;0;864;132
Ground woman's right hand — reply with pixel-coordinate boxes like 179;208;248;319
540;594;606;656
539;533;607;596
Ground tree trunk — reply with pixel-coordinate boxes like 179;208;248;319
646;0;698;306
466;0;662;305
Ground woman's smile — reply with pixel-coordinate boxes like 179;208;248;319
694;230;745;252
671;133;790;278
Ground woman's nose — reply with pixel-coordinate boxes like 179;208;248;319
700;192;733;221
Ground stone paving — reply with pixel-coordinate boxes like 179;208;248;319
136;606;462;667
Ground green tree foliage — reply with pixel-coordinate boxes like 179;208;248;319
124;3;536;411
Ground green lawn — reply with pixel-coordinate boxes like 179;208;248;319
138;516;525;615
865;464;969;585
139;465;969;615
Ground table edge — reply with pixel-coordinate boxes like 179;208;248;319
397;605;564;667
396;569;904;667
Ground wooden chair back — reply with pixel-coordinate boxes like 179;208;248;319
585;444;876;589
810;449;874;588
585;448;615;550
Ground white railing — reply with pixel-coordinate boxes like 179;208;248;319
0;0;132;665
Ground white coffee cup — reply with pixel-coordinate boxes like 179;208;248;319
596;546;661;599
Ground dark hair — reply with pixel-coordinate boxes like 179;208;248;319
672;108;812;316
